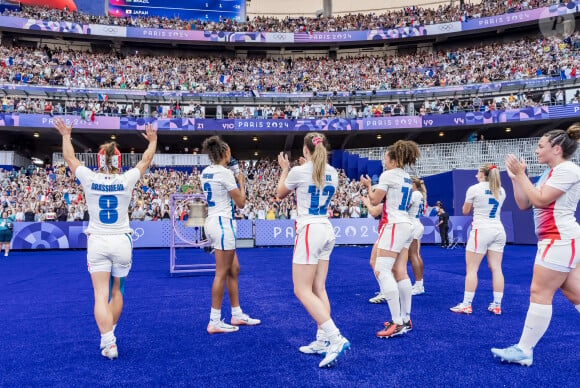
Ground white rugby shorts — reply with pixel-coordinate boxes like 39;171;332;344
87;233;133;277
205;216;237;251
377;223;413;253
466;227;506;254
535;238;579;272
293;222;335;265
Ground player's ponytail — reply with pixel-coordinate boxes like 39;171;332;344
304;132;328;189
202;135;229;164
544;124;580;159
481;163;501;200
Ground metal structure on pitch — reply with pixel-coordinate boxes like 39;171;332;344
169;194;215;274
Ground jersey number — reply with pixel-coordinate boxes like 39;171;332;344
488;198;499;218
99;195;118;224
399;187;411;211
203;182;216;207
308;185;335;215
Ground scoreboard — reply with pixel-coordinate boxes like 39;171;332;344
108;0;245;22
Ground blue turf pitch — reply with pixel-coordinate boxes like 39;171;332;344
0;245;578;387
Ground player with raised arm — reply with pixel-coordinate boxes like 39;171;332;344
492;126;580;366
54;117;157;360
277;132;350;368
360;140;420;338
201;136;260;334
450;164;507;315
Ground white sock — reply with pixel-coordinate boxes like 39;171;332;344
517;303;552;355
231;306;243;317
316;328;327;342
575;304;580;314
463;291;475;305
398;278;412;322
415;279;423;288
320;319;340;344
210;308;221;322
100;330;116;348
493;292;503;305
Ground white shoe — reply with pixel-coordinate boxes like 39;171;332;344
207;319;239;334
411;284;425;295
101;343;118;360
231;313;261;326
319;336;351;368
299;339;329;355
369;294;387;303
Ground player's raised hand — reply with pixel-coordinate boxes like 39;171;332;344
278;152;290;171
360;174;372;188
53;117;72;137
142;123;158;143
505;154;526;177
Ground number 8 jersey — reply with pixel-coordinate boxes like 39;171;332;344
75;166;141;234
284;161;338;231
375;168;413;225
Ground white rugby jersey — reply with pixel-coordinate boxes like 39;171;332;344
464;182;506;229
284;161;339;231
201;164;238;219
407;190;425;220
534;161;580;240
374;168;413;225
75;166;141;234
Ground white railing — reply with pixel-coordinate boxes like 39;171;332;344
349;138;580;177
52;152;210;167
0;151;31;168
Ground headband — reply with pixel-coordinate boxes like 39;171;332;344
488;165;497;170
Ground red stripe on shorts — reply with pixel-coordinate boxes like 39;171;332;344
389;224;396;251
474;229;478;251
569;239;576;267
542;239;555;261
305;224;310;263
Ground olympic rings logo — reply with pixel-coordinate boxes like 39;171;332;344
132;227;145;241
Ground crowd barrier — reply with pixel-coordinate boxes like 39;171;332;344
9;214;514;250
1;106;579;133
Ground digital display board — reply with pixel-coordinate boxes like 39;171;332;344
108;0;245;22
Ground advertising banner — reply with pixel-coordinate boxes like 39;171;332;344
3;105;580;132
254;215;514;247
9;215;513;250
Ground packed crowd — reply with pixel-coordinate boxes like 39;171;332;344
3;1;556;32
0;89;569;123
0;159;371;223
1;34;579;93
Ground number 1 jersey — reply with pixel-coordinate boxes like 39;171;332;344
75;166;141;234
375;168;412;225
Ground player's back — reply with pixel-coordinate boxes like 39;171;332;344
376;168;412;225
407;191;425;219
285;162;339;230
200;164;237;219
467;182;505;228
75;166;141;234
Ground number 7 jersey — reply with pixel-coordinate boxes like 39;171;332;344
75;166;141;234
284;161;338;231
